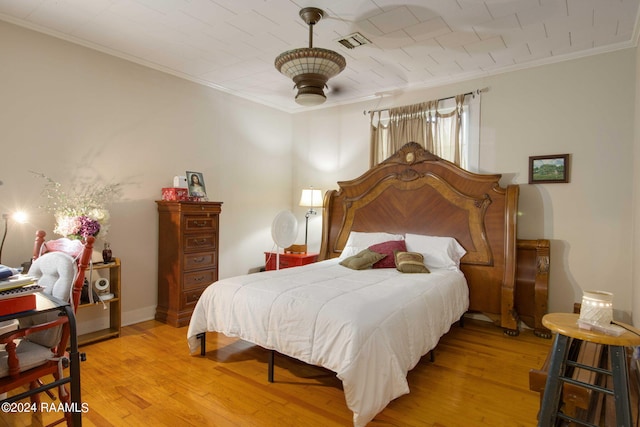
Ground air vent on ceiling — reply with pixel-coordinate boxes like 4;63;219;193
336;32;371;49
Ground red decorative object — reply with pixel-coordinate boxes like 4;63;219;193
264;252;318;271
161;188;190;201
0;294;36;316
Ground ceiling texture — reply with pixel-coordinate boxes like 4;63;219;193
1;0;639;113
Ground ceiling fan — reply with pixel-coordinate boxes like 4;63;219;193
274;7;346;106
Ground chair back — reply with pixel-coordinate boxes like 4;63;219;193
29;252;78;304
33;230;95;312
22;252;78;348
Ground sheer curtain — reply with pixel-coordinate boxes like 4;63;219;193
369;93;474;169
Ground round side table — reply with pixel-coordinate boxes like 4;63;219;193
538;313;640;426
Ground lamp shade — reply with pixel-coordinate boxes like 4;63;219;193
299;189;323;208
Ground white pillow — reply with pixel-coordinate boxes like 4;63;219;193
339;231;404;259
405;234;466;270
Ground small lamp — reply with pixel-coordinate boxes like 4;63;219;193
299;188;323;246
0;211;28;264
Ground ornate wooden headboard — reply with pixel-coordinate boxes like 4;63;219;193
319;142;520;333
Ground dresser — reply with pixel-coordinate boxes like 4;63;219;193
156;201;222;327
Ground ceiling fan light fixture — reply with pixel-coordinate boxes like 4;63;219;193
295;89;326;107
275;7;346;106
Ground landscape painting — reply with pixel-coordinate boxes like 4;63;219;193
529;154;570;184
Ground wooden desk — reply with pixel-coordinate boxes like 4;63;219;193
0;293;82;426
538;313;640;426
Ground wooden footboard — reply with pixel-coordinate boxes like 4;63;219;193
515;239;550;338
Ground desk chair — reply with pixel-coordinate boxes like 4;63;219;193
0;231;93;426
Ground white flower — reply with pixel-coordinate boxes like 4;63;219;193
33;172;121;240
53;215;81;237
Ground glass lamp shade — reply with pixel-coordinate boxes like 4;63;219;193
296;91;326;107
299;189;323;208
275;48;346;106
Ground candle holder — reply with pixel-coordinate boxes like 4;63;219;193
579;290;613;327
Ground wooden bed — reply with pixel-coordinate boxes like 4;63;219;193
319;142;525;334
189;142;550;426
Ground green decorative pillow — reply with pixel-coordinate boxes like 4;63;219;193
339;249;387;270
394;251;430;273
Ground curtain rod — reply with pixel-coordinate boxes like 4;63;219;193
363;87;487;116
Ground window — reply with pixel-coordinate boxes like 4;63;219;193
369;93;480;172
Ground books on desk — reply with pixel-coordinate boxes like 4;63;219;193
0;274;37;291
0;276;43;315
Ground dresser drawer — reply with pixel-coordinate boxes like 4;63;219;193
177;203;221;214
183;269;216;290
182;288;206;308
183;251;216;271
265;256;300;270
184;215;217;232
184;233;217;252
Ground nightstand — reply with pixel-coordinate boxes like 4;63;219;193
264;252;318;271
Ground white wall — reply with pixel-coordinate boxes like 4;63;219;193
0;21;294;328
633;41;640;327
293;49;637;322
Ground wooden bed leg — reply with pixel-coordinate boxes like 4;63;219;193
459;314;465;328
197;333;206;356
429;351;435;363
268;350;275;383
504;327;520;337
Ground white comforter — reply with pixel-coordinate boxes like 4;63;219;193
187;258;469;426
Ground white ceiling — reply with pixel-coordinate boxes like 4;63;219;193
1;0;639;113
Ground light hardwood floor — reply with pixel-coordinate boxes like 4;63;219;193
1;318;552;427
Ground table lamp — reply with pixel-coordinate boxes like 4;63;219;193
0;211;28;264
299;187;323;246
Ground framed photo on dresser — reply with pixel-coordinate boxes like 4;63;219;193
186;171;207;199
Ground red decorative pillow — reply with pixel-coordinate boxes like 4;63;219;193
368;240;407;268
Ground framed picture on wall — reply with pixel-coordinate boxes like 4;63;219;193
186;171;207;199
529;154;570;184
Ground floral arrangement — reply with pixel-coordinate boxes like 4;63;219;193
54;214;102;240
33;172;121;240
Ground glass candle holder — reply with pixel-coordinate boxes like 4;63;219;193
579;290;613;326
